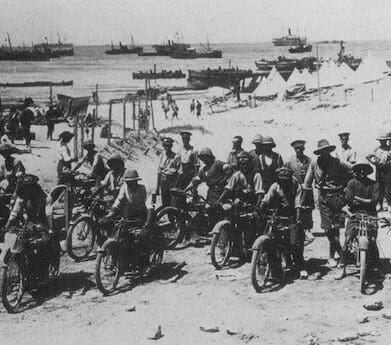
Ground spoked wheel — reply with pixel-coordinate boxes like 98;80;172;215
67;216;96;261
251;239;271;292
95;240;121;295
360;250;367;294
146;247;164;275
156;207;184;249
0;254;25;313
210;226;232;269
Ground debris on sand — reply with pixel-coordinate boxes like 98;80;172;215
199;326;219;333
363;300;383;311
356;314;369;324
148;325;164;340
226;329;238;335
125;306;136;312
337;332;358;342
382;309;391;320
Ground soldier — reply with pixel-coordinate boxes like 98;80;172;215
366;135;391;211
285;140;313;239
257;136;284;193
260;167;307;279
177;131;198;189
304;139;351;268
249;133;264;172
185;147;226;205
335;132;357;168
73;140;107;182
225;135;244;175
155;137;182;207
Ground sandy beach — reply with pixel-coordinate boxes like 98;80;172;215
1;74;391;345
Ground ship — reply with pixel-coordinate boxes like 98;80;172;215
0;33;51;61
171;39;222;59
133;65;186;79
289;44;312;54
187;68;253;90
34;34;74;56
105;35;143;55
151;40;190;56
272;28;307;46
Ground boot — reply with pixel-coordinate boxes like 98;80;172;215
334;265;346;280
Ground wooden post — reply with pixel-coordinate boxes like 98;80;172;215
149;79;155;131
132;100;136;130
371;88;374;102
108;101;112;145
49;83;53;105
123;101;126;139
138;97;141;138
80;115;84;157
316;45;321;101
92;83;98;144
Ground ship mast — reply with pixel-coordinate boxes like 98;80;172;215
6;33;12;52
131;34;135;48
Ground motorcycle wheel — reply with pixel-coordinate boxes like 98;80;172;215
95;240;121;295
210;227;232;270
67;216;96;262
146;247;164;275
360;250;367;294
251;239;271;292
156;207;184;249
0;254;25;313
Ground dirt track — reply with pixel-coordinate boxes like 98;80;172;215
1;209;391;345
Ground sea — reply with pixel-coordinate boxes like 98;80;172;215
1;41;391;105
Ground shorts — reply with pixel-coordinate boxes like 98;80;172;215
319;193;345;231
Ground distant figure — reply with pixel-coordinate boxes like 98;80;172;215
172;101;178;119
196;100;202;118
162;100;169;120
20;101;34;148
6;106;19;144
190;99;195;115
45;105;56;140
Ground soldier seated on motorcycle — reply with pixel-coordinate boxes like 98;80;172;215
259;167;308;279
93;153;126;199
184;147;227;224
335;162;380;280
217;151;264;206
105;169;154;235
5;174;60;283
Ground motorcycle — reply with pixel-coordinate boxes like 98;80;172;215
250;210;293;292
66;195;111;262
344;208;384;294
210;199;258;270
0;222;60;313
95;216;165;295
156;188;217;249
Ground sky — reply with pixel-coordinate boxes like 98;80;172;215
1;0;391;46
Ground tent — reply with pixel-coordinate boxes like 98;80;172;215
301;68;318;90
318;61;344;88
339;62;354;81
287;68;304;87
345;53;387;85
254;66;287;97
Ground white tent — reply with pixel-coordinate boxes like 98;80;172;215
301;68;318;89
287;68;304;87
318;61;344;88
339;62;354;81
346;53;387;85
